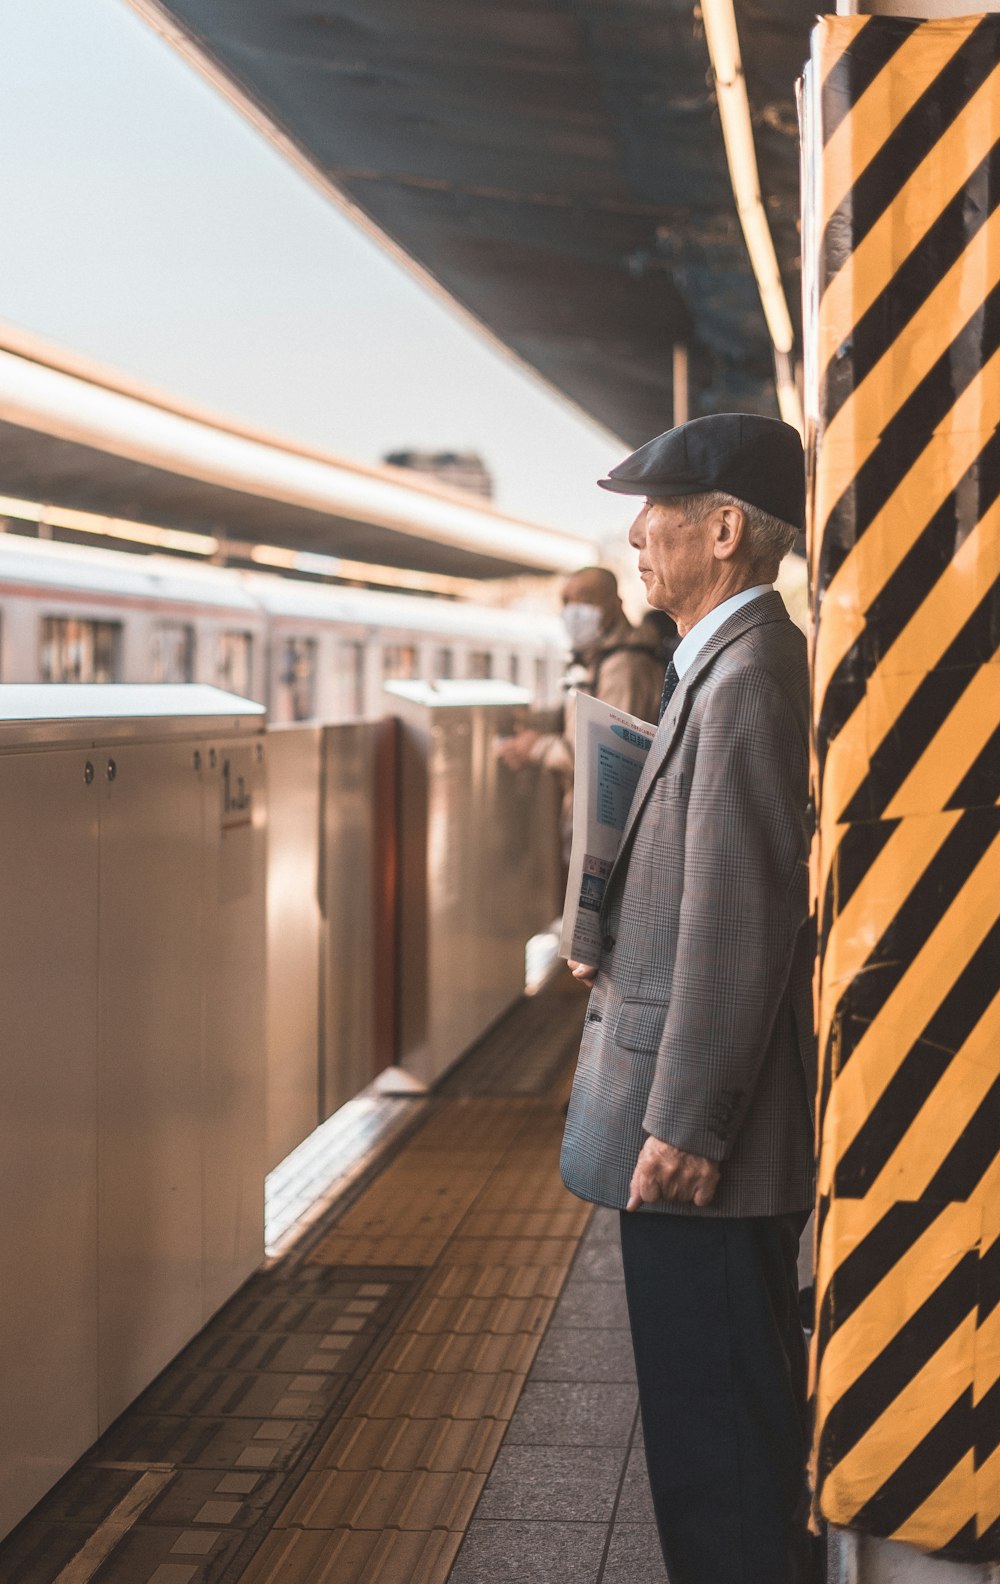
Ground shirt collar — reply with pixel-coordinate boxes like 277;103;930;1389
672;585;773;679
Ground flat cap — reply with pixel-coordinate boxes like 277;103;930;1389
597;413;805;531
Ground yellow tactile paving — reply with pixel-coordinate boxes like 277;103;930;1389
237;1527;463;1584
276;1466;484;1530
457;1206;591;1239
475;1169;577;1212
442;1235;580;1265
373;1328;542;1376
405;1099;535;1151
429;1261;567;1299
240;1048;594;1584
307;1232;454;1267
348;1368;526;1422
314;1415;507;1473
396;1292;555;1336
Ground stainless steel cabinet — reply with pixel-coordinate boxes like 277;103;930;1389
0;687;266;1541
0;749;100;1536
390;684;562;1087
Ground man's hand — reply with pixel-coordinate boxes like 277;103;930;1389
568;959;598;986
626;1136;720;1211
495;728;539;770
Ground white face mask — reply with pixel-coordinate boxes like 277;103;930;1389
561;602;604;651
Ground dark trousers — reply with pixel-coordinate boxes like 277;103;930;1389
619;1209;812;1584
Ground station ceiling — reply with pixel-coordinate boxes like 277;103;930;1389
132;0;815;444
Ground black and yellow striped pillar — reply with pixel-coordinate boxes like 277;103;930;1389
806;12;1000;1563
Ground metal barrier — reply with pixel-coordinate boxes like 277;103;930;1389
0;685;266;1540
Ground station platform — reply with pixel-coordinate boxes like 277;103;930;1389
0;974;668;1584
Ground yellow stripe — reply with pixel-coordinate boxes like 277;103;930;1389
818;64;1000;377
814;1199;976;1398
882;662;1000;819
819;828;1000;1195
867;995;1000;1201
819;1311;976;1521
969;1149;1000;1213
817;16;870;94
820;22;971;231
822;202;1000;475
811;341;1000;653
817;814;957;1059
813;498;1000;909
976;1440;1000;1531
891;1450;976;1549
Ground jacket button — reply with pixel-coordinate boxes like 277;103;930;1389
602;933;616;952
587;1011;602;1024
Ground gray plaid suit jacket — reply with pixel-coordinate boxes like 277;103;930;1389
560;590;816;1218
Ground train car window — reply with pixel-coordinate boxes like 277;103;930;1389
468;650;493;680
150;622;195;684
434;647;454;680
40;617;122;683
274;635;318;723
383;644;418;681
217;631;254;698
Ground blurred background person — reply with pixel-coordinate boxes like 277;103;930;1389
497;565;665;861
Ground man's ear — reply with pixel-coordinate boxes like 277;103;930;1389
713;505;745;561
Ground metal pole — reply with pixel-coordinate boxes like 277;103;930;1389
672;343;689;427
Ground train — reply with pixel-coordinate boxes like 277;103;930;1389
0;532;568;721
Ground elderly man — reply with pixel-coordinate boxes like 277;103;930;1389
560;415;817;1584
497;565;663;857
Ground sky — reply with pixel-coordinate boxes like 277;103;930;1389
0;0;636;544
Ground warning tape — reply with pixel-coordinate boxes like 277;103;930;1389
806;12;1000;1560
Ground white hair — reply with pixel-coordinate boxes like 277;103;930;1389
674;491;799;578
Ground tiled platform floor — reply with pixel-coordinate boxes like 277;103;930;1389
450;1205;668;1584
1;974;676;1584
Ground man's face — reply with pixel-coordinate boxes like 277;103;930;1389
628;499;715;621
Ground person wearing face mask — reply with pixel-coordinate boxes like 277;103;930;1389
496;565;665;860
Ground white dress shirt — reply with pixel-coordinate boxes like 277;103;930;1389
672;585;773;679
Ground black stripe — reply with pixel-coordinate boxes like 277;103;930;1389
848;1388;973;1535
820;16;921;147
838;604;1000;822
816;1201;943;1357
822;139;1000;424
976;1375;1000;1463
978;1225;1000;1325
816;434;1000;755
833;923;1000;1193
920;1076;1000;1203
834;1047;955;1196
922;919;1000;1056
947;720;1000;810
832;811;998;1076
818;1252;978;1470
819;819;899;962
962;1517;1000;1565
815;275;1000;602
820;20;998;295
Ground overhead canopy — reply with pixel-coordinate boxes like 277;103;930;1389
0;324;595;578
129;0;814;444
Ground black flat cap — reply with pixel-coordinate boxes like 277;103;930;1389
597;413;805;531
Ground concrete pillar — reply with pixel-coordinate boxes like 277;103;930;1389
803;0;999;1578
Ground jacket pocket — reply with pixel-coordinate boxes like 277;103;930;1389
613;997;669;1054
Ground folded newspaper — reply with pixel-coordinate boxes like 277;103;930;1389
559;692;656;964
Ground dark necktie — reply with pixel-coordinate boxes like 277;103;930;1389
657;659;679;723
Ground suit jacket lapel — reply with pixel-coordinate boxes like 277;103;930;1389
608;592;790;884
